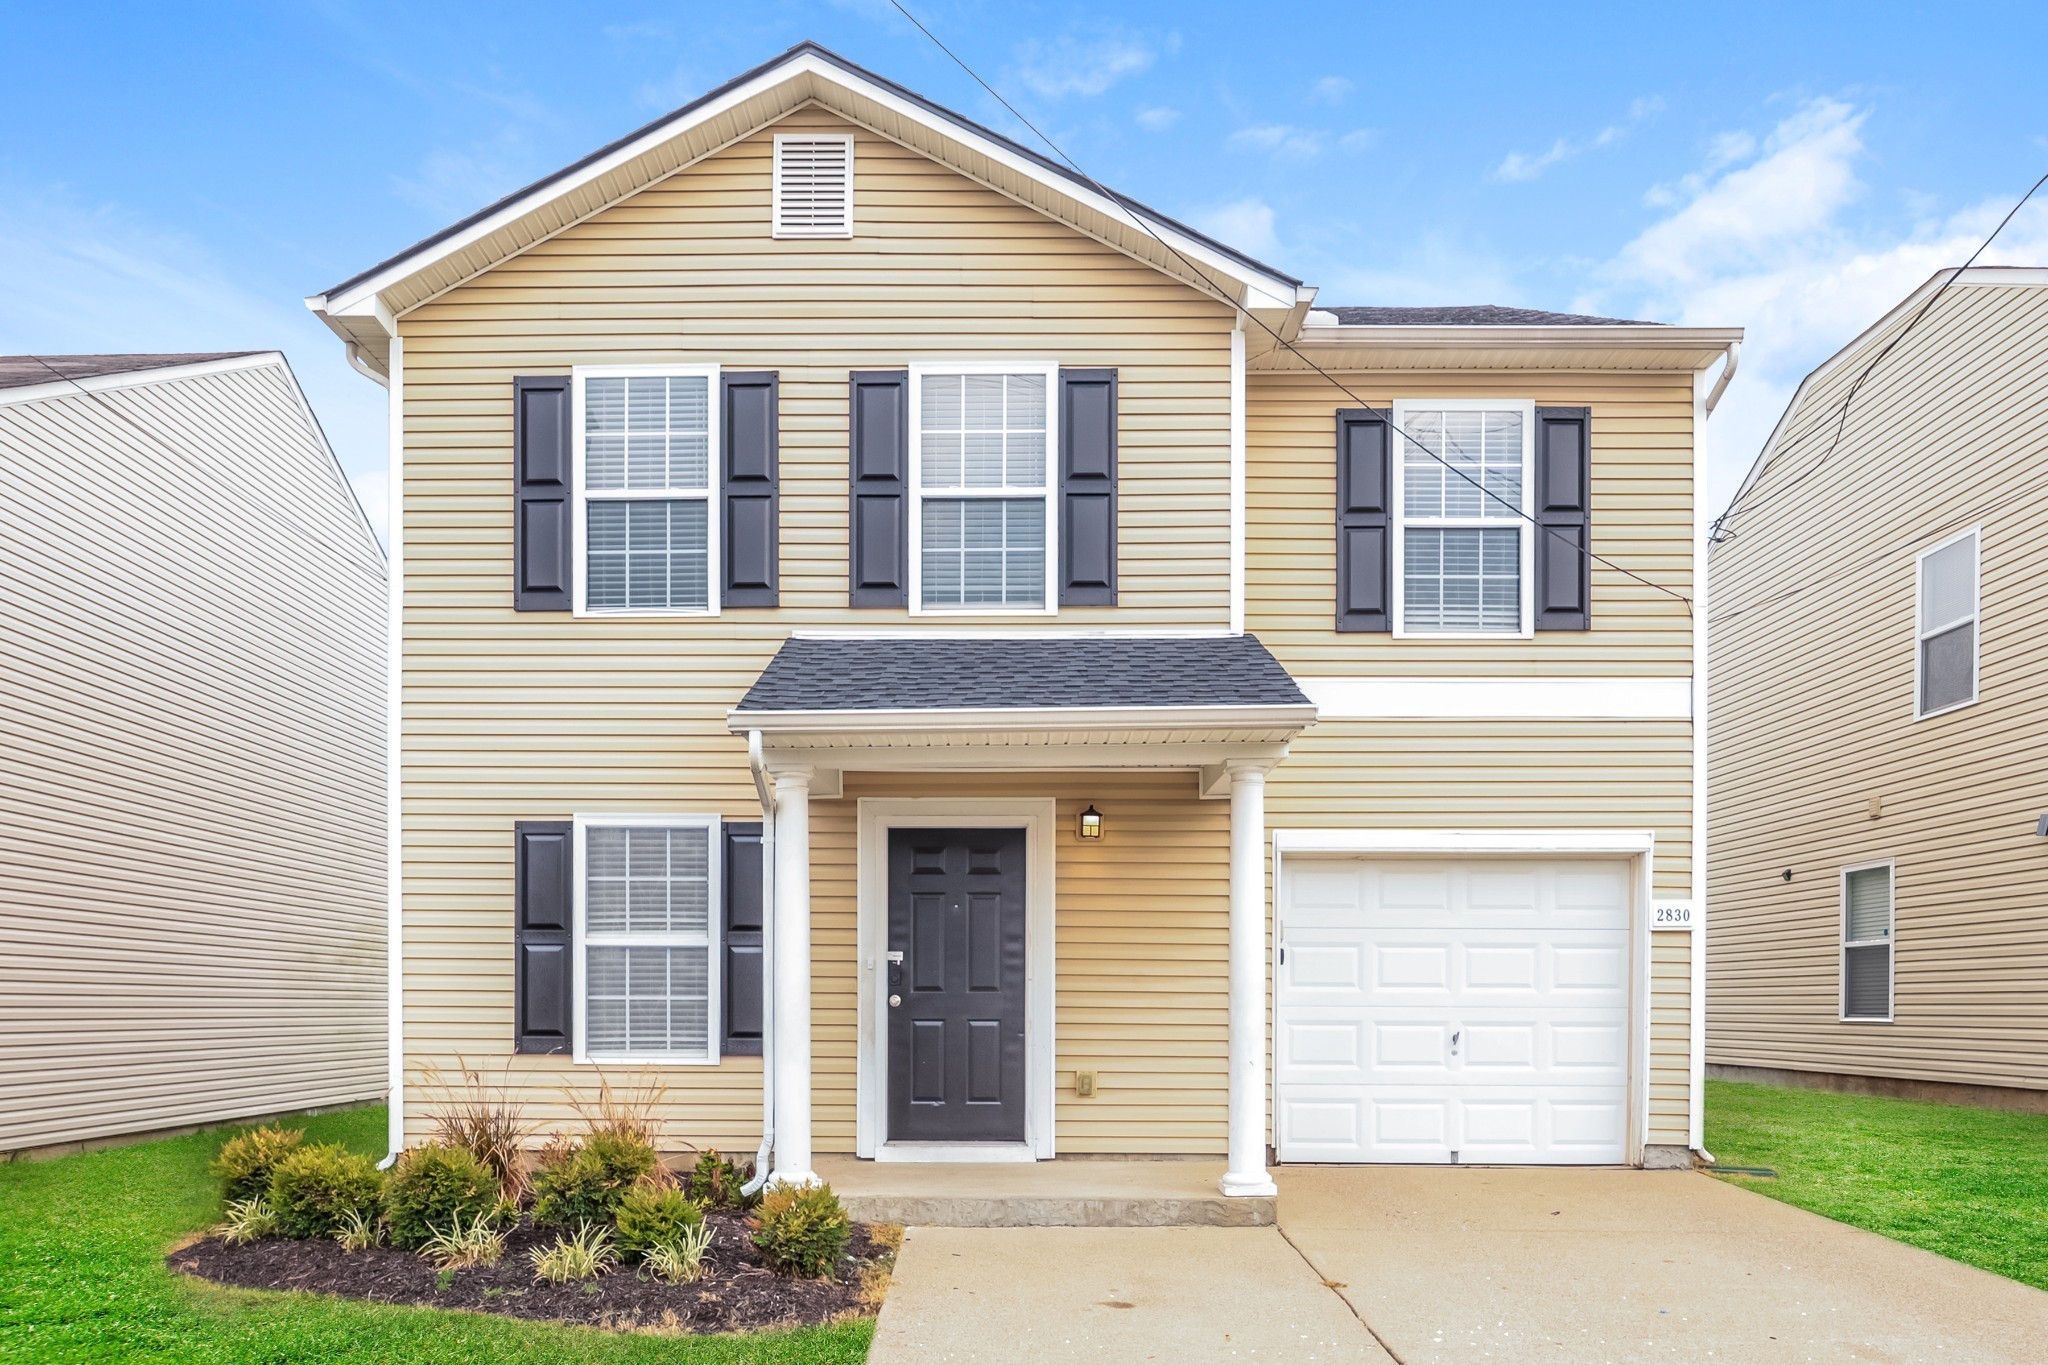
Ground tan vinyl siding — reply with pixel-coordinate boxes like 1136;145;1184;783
395;109;1233;1151
0;361;387;1152
1248;367;1699;1143
1709;280;2048;1092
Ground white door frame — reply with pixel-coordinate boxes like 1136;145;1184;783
1270;828;1657;1166
856;797;1058;1161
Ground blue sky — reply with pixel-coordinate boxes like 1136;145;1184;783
5;0;2046;532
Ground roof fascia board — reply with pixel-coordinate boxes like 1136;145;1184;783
728;702;1319;734
1294;323;1744;349
0;351;286;407
314;48;1301;320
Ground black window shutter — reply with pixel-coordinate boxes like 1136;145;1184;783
513;376;573;611
1533;406;1592;631
848;370;909;607
721;821;766;1056
721;372;780;607
1335;409;1392;632
1058;368;1118;605
513;820;573;1054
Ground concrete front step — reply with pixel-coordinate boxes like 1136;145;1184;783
813;1155;1277;1228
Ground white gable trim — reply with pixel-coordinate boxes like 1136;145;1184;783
310;48;1303;324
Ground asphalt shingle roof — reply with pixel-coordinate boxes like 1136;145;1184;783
1319;305;1658;327
0;353;262;391
734;634;1310;713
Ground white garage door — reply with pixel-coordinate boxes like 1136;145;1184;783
1276;856;1632;1165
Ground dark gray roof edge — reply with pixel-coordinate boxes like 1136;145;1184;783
0;351;269;391
318;40;1303;301
1318;305;1662;327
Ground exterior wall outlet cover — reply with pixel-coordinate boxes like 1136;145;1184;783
1075;1070;1098;1098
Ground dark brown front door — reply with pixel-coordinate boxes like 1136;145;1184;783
886;827;1028;1143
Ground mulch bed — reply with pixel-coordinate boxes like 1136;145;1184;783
169;1210;895;1334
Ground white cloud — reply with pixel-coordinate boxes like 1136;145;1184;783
1337;129;1379;154
1136;106;1181;131
1307;76;1352;106
1227;124;1326;160
1582;96;2048;513
1011;30;1158;99
1191;197;1278;258
1495;96;1662;182
0;179;390;543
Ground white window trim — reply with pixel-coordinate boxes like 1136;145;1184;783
1839;858;1896;1025
907;360;1060;616
571;812;725;1065
1914;525;1980;719
1390;397;1537;640
771;133;855;240
571;363;723;618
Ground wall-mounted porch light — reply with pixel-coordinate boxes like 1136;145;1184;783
1077;805;1104;841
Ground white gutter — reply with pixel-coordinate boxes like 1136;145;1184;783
728;702;1320;735
742;730;777;1196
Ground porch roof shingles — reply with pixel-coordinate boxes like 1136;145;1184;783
732;634;1311;715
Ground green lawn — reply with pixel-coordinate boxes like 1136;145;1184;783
1706;1078;2048;1290
0;1106;872;1364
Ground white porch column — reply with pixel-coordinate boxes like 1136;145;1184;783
768;766;817;1187
1221;760;1278;1197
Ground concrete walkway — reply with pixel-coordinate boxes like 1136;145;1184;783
869;1166;2048;1364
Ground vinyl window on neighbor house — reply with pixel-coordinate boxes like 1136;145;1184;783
574;366;720;614
1393;400;1534;636
1841;863;1894;1022
1917;528;1978;717
575;815;722;1063
912;365;1056;612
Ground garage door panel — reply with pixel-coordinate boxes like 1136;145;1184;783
1277;855;1634;1166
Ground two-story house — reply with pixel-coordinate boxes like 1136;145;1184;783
1708;268;2048;1110
310;43;1738;1196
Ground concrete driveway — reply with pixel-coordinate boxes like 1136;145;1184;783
869;1167;2048;1364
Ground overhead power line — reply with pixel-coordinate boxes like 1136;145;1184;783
885;0;1695;616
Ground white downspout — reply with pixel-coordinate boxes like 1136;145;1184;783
1689;345;1735;1164
1228;318;1247;636
742;730;776;1195
379;333;404;1168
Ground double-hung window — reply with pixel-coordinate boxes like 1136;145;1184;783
911;363;1056;613
1841;862;1894;1022
574;815;722;1064
574;365;720;615
1916;528;1978;717
1392;399;1534;637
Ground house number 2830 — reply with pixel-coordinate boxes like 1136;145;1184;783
1651;903;1696;930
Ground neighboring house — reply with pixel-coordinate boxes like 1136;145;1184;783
309;43;1738;1189
1708;268;2048;1109
0;352;387;1157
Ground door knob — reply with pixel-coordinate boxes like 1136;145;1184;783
889;994;902;1008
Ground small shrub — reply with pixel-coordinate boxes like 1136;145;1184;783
385;1143;499;1251
530;1222;616;1283
421;1062;533;1201
752;1181;851;1279
687;1150;756;1209
212;1125;305;1204
334;1207;381;1252
615;1182;705;1261
267;1143;384;1240
219;1196;277;1245
420;1210;507;1270
530;1130;658;1228
642;1222;714;1284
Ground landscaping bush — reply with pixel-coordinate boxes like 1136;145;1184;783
687;1149;756;1209
529;1130;658;1228
642;1221;714;1283
211;1125;305;1204
421;1063;532;1201
613;1182;705;1261
752;1181;851;1279
266;1143;384;1240
529;1222;615;1284
384;1143;499;1250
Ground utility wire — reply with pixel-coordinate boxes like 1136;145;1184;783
1710;168;2048;542
885;0;1694;615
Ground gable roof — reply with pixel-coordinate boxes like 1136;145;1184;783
309;41;1309;374
1317;305;1657;327
0;352;261;392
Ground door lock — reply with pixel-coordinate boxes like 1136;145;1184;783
1450;1030;1461;1056
888;994;902;1008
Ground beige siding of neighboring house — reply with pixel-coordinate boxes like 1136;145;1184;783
0;360;387;1153
394;107;1235;1149
1246;366;1698;1145
1709;279;2048;1092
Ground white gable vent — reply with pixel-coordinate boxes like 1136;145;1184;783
772;134;854;239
